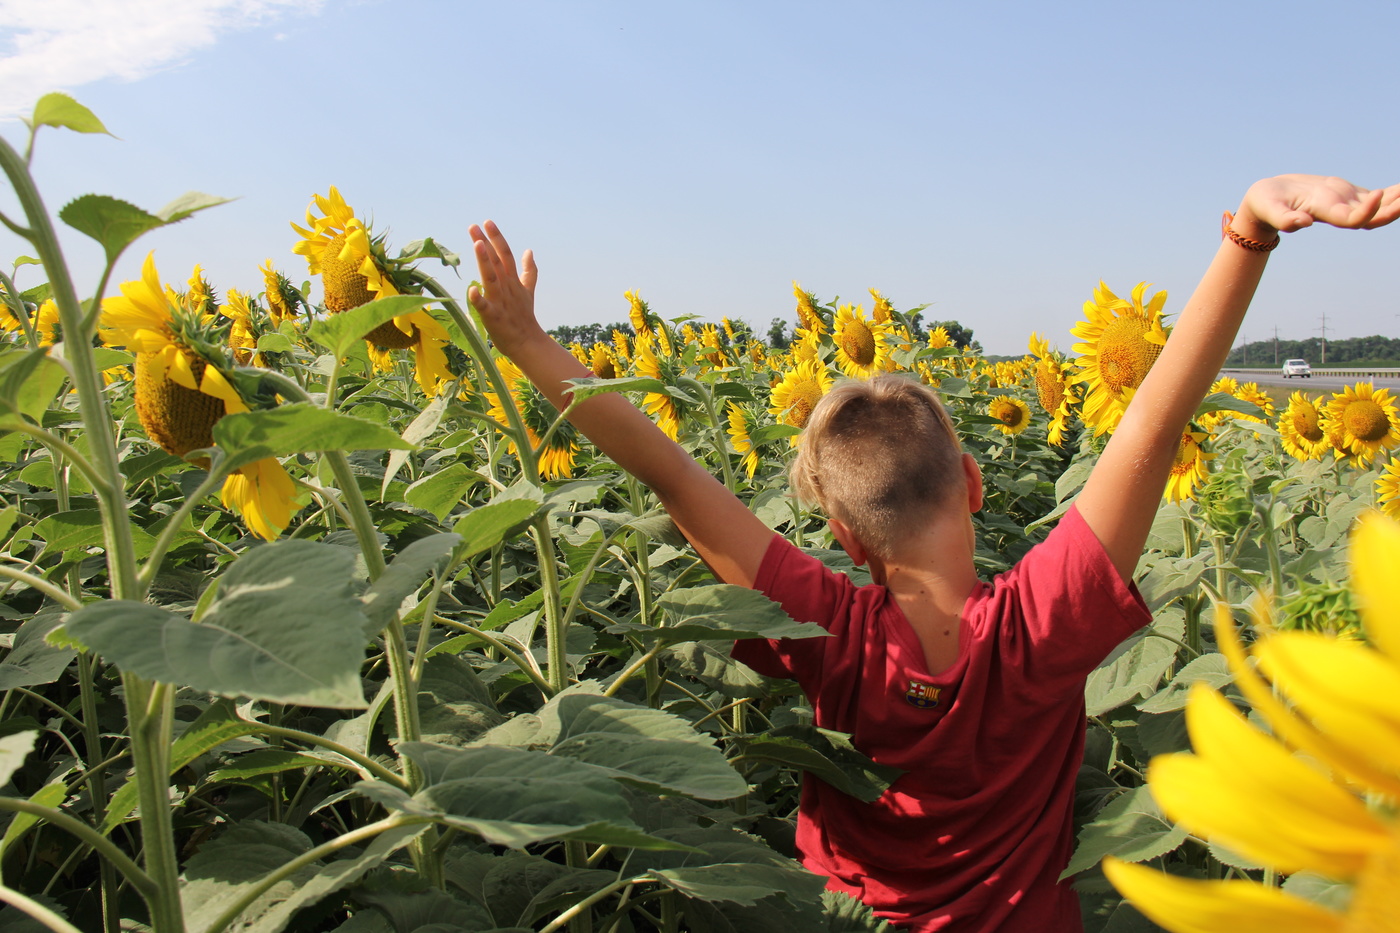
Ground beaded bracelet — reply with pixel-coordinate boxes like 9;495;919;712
1221;211;1280;252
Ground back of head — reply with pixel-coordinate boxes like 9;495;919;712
791;374;964;560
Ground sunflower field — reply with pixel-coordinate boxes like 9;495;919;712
0;94;1397;933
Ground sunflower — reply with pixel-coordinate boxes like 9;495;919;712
484;356;579;479
1378;457;1400;520
789;327;821;364
568;342;589;366
1105;512;1400;932
100;253;297;540
698;323;727;368
721;317;738;343
1323;382;1400;464
1028;332;1079;446
793;282;826;335
632;330;689;441
1071;281;1169;436
292;186;451;394
927;326;953;350
588;343;618;379
868;288;895;324
987;396;1031;436
1164;429;1213;502
222;288;259;366
726;402;764;480
625;290;652;336
832;304;893;379
185;264;218;319
769;358;833;445
1278;391;1331;462
747;339;767;366
611;329;632;363
260;260;300;323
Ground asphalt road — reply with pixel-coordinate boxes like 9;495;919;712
1222;369;1400;392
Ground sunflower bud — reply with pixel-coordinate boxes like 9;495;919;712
1197;467;1253;537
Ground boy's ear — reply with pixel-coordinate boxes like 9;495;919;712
828;518;868;567
962;453;984;514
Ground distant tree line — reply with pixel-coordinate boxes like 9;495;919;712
550;315;980;353
1225;334;1400;366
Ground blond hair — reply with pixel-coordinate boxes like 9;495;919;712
790;374;964;559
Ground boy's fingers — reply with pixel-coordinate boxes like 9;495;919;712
521;249;538;291
483;220;518;276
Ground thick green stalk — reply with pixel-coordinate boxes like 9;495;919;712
0;882;84;933
122;676;184;933
533;517;569;694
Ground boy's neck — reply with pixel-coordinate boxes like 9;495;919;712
867;512;980;615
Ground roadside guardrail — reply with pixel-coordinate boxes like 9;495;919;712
1223;367;1400;378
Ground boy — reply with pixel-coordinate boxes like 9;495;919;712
464;174;1398;931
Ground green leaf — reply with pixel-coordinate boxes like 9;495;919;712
1195;391;1265;420
376;743;692;851
180;820;425;933
732;726;903;803
154;191;234;224
0;348;67;430
1060;785;1187;879
667;641;768;699
208;749;327;783
609;585;828;646
453;491;544;559
255;333;297;354
415;654;503;747
750;423;802;446
12;256;41;268
0;613;76;690
1085;610;1184;717
822;889;895;931
34;509;156;559
383;394;449;497
57;195;161;265
361;533;461;633
104;698;264;832
405;463;481;521
307;295;440;359
0;731;37;786
1281;871;1352;910
28;93;113;135
397;238;460;267
562;375;666;405
1;780;67;853
65;541;371;708
212;403;414;473
647;864;803;907
1136;653;1232;714
540;691;747;800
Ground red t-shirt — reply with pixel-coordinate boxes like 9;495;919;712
731;505;1150;932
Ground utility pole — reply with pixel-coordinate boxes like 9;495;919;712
1242;332;1247;366
1318;313;1328;365
1273;325;1279;365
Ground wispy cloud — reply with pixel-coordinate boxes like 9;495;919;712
0;0;324;121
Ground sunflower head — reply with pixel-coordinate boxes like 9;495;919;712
1278;391;1329;461
1324;382;1400;464
485;356;580;479
589;343;618;379
725;402;765;480
625;290;652;335
1196;460;1253;536
1377;456;1400;520
832;304;893;380
768;358;834;444
868;288;894;324
1071;280;1169;435
260;260;302;323
793;282;826;335
1164;429;1213;503
988;395;1031;436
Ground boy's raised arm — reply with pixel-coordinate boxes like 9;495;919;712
465;221;774;588
1077;175;1400;583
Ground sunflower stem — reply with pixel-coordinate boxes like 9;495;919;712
0;268;41;348
533;515;570;694
679;376;736;492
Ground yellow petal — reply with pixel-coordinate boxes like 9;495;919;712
166;347;199;390
1257;635;1400;779
197;365;249;415
1148;686;1387;877
221;458;296;540
1104;858;1343;933
1352;512;1400;660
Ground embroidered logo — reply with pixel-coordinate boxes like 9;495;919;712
904;680;941;709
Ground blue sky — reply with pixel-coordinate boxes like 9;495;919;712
3;0;1398;356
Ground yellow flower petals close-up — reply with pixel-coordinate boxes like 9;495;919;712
1103;859;1343;933
1352;511;1400;658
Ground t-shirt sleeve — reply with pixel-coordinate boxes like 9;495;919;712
729;533;853;683
997;504;1153;690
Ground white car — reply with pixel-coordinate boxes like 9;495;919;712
1282;359;1311;378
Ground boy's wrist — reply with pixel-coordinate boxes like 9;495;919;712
1224;202;1279;251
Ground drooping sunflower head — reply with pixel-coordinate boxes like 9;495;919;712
1071;280;1169;435
632;330;689;440
726;402;765;480
868;288;895;324
260;260;302;324
927;325;952;350
292;187;408;331
625;290;652;335
1278;391;1330;462
1324;382;1400;464
790;327;821;364
793;282;826;335
485;356;580;479
768;358;834;445
987;395;1031;436
611;329;632;362
721;317;738;343
1378;456;1400;521
1163;429;1213;503
185;264;219;319
832;304;893;380
32;299;61;346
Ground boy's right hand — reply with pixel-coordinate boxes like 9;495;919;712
1234;175;1400;242
466;220;543;357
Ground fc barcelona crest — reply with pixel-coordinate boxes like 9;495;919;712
905;680;941;709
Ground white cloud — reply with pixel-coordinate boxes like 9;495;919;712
0;0;323;121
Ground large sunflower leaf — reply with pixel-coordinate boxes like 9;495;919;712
308;295;440;360
452;490;544;559
34;509;156;559
0;612;75;690
537;690;747;800
181;820;424;933
607;584;827;646
375;743;692;851
1060;785;1188;879
0;731;37;786
360;533;461;633
58;192;228;265
63;541;370;708
405;463;484;521
0;348;67;432
211;403;413;473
